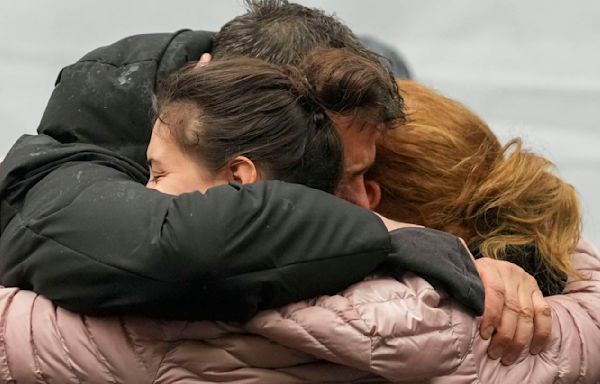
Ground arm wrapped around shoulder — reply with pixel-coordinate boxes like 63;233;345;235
384;227;485;315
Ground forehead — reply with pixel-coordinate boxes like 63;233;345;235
147;119;175;160
149;101;199;146
331;115;380;172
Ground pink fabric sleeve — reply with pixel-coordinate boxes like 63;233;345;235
245;274;475;382
468;239;600;384
0;287;161;383
546;240;600;382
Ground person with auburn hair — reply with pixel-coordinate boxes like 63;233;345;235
360;80;600;381
371;80;580;297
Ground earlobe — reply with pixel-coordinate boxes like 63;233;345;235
365;180;382;210
228;156;258;185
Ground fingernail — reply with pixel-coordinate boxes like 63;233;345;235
501;354;516;365
482;326;494;339
488;347;503;360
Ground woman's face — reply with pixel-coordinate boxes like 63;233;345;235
145;117;227;195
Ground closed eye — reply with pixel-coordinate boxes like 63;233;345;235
148;172;165;183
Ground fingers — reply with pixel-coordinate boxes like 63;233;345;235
486;273;519;360
530;289;552;354
195;53;212;68
476;259;503;340
499;279;535;365
476;258;552;364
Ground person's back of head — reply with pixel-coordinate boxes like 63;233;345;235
213;0;375;66
154;49;402;194
370;80;581;295
212;1;401;108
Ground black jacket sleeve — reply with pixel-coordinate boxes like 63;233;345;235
0;135;390;321
37;30;214;167
385;228;485;315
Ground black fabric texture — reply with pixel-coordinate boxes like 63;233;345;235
385;227;485;315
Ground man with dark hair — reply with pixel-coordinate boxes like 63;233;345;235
212;1;411;77
210;0;404;208
0;0;549;363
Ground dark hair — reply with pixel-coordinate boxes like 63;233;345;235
154;49;402;193
212;0;403;124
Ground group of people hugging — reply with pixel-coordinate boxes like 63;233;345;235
0;1;598;383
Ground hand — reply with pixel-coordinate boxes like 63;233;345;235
195;53;212;68
475;258;552;365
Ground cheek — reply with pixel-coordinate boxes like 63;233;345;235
335;178;370;208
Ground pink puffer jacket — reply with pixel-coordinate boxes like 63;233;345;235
0;240;598;383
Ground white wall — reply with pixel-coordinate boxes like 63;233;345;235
1;0;598;244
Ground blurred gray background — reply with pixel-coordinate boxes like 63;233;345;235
1;1;598;245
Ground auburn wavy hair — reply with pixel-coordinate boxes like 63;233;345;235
370;80;582;295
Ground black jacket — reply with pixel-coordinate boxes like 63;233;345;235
0;30;483;320
38;30;215;168
0;133;393;320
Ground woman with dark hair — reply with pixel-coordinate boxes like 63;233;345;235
144;48;397;197
0;49;472;383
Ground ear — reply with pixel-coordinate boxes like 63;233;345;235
365;179;381;210
226;156;258;185
195;53;212;68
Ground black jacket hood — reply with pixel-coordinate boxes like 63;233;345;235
37;30;213;168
